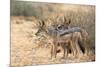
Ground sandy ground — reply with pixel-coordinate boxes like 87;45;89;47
11;16;95;67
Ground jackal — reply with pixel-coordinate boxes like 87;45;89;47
50;28;89;59
34;15;90;59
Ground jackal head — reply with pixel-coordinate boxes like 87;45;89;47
57;16;71;30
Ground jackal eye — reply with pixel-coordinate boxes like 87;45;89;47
57;25;64;30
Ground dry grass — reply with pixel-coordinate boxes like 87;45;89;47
11;3;95;67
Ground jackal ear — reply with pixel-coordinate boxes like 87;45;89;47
39;19;45;27
41;20;45;24
68;19;71;25
64;16;71;25
64;16;67;22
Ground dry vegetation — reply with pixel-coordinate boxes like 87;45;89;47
11;1;95;67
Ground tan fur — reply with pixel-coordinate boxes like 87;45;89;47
50;30;89;59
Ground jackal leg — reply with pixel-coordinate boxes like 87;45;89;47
63;46;68;59
51;42;57;58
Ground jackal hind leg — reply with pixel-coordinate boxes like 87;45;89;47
53;44;57;58
70;41;77;57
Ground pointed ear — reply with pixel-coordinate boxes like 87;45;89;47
38;19;45;27
68;19;71;25
66;19;71;26
64;16;71;25
64;16;67;22
41;20;45;27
